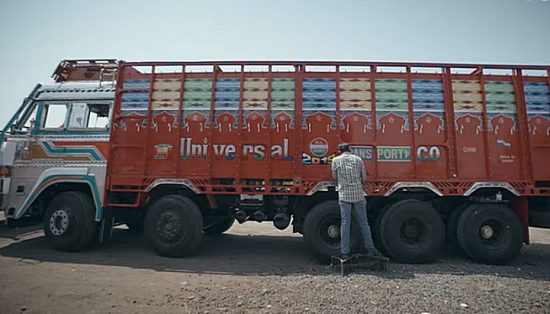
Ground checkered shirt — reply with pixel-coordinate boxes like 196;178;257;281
331;152;367;203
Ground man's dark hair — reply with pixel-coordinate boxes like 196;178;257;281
338;143;351;153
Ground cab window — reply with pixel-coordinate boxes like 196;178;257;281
42;103;68;129
68;103;111;130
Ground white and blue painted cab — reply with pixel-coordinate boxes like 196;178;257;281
0;81;115;229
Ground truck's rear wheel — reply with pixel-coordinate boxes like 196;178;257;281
379;199;445;263
204;216;235;235
303;200;360;260
456;203;523;265
144;195;203;257
43;191;97;251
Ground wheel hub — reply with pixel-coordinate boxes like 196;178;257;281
403;224;418;238
480;225;495;240
327;225;340;239
157;211;182;241
400;218;425;244
49;209;69;236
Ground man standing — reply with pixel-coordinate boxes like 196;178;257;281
331;143;381;259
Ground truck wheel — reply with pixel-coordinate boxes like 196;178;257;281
446;203;468;255
43;191;97;251
144;195;203;257
204;217;235;235
456;203;523;265
303;200;360;260
379;199;445;263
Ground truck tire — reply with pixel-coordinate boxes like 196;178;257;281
379;199;445;263
204;217;235;235
144;195;203;257
43;191;97;251
456;203;523;265
303;200;360;260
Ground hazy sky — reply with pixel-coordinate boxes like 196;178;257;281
1;0;549;127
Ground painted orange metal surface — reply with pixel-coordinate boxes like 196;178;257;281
105;61;550;205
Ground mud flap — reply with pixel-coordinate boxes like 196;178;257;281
98;215;115;243
510;196;529;244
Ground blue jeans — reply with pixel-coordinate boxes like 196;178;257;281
339;199;376;255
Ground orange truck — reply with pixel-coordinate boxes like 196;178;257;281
1;60;549;264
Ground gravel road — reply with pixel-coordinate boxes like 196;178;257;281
0;220;549;314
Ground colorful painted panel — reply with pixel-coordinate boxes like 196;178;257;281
413;79;445;131
215;78;240;109
271;78;295;127
340;78;371;110
302;78;336;128
123;79;151;90
183;78;212;127
121;79;150;114
485;81;516;113
243;78;268;128
215;78;240;128
184;79;212;109
485;81;517;130
271;78;295;110
524;82;550;118
340;78;372;130
376;79;408;129
243;78;268;110
376;79;408;110
452;80;483;112
303;78;336;110
412;79;444;112
152;79;181;111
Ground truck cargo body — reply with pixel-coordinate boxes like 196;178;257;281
1;60;549;264
109;62;550;196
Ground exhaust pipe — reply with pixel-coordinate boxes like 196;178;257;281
273;213;290;230
235;210;248;224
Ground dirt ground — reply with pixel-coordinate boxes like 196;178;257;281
1;217;549;314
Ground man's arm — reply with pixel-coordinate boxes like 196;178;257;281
360;158;367;184
331;158;338;184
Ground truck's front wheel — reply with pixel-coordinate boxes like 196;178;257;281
303;200;360;260
43;191;97;251
144;195;203;257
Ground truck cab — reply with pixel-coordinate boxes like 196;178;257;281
0;61;116;233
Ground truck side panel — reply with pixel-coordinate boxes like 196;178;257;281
106;63;550;203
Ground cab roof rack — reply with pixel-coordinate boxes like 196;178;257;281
52;59;118;83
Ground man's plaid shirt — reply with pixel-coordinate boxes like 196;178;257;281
331;151;367;203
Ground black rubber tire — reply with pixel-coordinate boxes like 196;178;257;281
446;203;469;255
204;216;235;235
43;191;97;251
303;200;360;260
379;199;445;263
144;195;203;257
457;203;523;265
